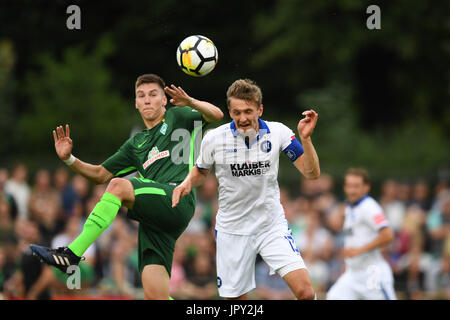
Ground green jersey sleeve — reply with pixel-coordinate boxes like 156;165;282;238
102;138;137;178
171;106;205;131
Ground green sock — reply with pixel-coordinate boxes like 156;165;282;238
68;192;121;257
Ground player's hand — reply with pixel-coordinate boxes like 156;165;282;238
297;110;318;140
164;85;194;107
53;124;73;161
172;181;192;208
341;247;362;258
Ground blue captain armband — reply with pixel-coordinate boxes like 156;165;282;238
283;138;304;162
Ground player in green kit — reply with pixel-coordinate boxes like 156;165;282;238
30;74;224;299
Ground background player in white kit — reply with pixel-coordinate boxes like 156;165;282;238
172;79;320;300
327;168;396;300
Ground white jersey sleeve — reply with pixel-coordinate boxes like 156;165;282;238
275;122;304;162
363;200;390;232
277;123;297;151
195;130;215;170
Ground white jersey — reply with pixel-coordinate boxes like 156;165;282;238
343;195;390;270
196;119;303;235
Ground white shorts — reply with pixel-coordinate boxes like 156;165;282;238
215;222;307;298
326;262;397;300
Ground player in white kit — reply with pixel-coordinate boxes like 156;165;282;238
327;168;396;300
172;79;320;299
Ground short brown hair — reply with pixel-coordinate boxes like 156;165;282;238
226;79;262;108
345;167;371;184
135;74;165;91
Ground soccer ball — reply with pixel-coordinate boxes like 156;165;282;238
176;35;218;77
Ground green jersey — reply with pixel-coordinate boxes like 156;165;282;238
100;106;207;276
102;106;205;183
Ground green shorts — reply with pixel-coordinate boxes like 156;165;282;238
127;177;195;276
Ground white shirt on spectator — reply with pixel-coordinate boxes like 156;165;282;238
4;179;30;219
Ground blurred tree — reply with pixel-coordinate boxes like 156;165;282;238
0;0;447;181
16;35;133;165
250;0;450;132
250;0;449;186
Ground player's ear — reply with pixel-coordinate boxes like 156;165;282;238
258;104;264;117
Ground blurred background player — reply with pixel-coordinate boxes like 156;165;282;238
326;168;396;300
173;79;320;300
29;74;223;300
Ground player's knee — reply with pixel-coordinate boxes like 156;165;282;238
106;178;132;200
143;283;169;300
294;284;315;300
107;178;125;192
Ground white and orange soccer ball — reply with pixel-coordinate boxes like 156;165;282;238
176;35;218;77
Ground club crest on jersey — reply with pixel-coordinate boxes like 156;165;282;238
143;147;170;169
260;140;272;153
160;123;168;135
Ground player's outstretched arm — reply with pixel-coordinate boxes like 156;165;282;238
172;166;210;207
164;85;224;123
53;124;114;185
294;110;320;179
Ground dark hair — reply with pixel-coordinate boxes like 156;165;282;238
135;74;165;91
345;167;371;185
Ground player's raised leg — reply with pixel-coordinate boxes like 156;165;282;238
69;178;134;256
30;178;134;273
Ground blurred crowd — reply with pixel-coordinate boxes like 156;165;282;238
0;162;449;300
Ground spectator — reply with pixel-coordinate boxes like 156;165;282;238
28;169;64;246
294;210;333;294
53;167;78;217
2;162;449;300
410;181;431;211
324;203;346;291
184;251;217;299
97;216;137;298
0;246;6;297
287;196;311;240
0;168;17;220
430;182;450;212
391;206;427;298
71;175;90;215
426;194;450;258
184;176;219;236
5;219;51;300
0;169;8;188
398;181;412;205
4;163;30;219
197;175;219;230
435;235;450;299
0;199;14;245
24;216;99;300
169;236;191;299
380;179;406;233
405;249;426;300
